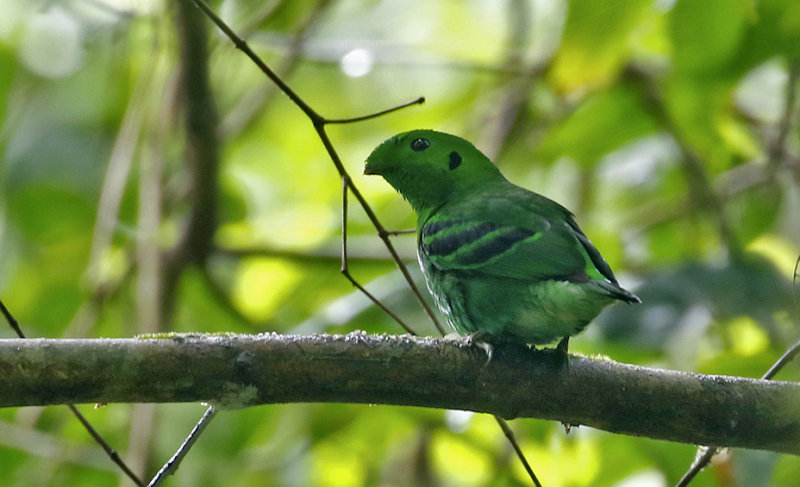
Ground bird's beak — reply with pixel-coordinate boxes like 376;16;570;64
363;157;381;176
364;136;397;176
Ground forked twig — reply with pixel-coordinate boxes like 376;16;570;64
340;176;417;334
189;0;443;335
0;299;146;487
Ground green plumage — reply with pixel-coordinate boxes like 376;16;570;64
365;130;639;346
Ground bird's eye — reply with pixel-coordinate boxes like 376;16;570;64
449;151;462;170
410;138;431;152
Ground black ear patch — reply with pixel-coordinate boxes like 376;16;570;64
410;138;431;152
448;151;462;170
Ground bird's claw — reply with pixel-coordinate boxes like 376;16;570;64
465;332;494;366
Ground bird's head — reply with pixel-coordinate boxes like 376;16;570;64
364;130;503;215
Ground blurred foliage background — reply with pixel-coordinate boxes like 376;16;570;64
1;0;800;486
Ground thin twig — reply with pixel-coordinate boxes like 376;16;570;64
762;339;800;381
494;416;542;487
325;96;425;124
67;404;147;487
675;446;716;487
190;0;320;121
147;406;218;487
0;299;24;338
219;0;333;138
385;229;416;236
0;299;146;486
795;254;800;286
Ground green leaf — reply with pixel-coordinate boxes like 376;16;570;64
536;84;659;165
663;75;734;167
550;0;651;91
729;184;782;244
669;0;748;74
742;0;800;61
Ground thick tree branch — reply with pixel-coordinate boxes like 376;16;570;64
2;333;799;455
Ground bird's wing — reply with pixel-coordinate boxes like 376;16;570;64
419;189;616;284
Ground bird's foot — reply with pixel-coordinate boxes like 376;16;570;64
465;331;494;366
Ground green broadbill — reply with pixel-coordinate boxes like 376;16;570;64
364;129;640;348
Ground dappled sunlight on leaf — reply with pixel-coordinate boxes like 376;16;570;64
232;258;302;322
728;316;771;357
431;429;492;487
516;429;601;487
747;234;800;274
549;0;650;92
